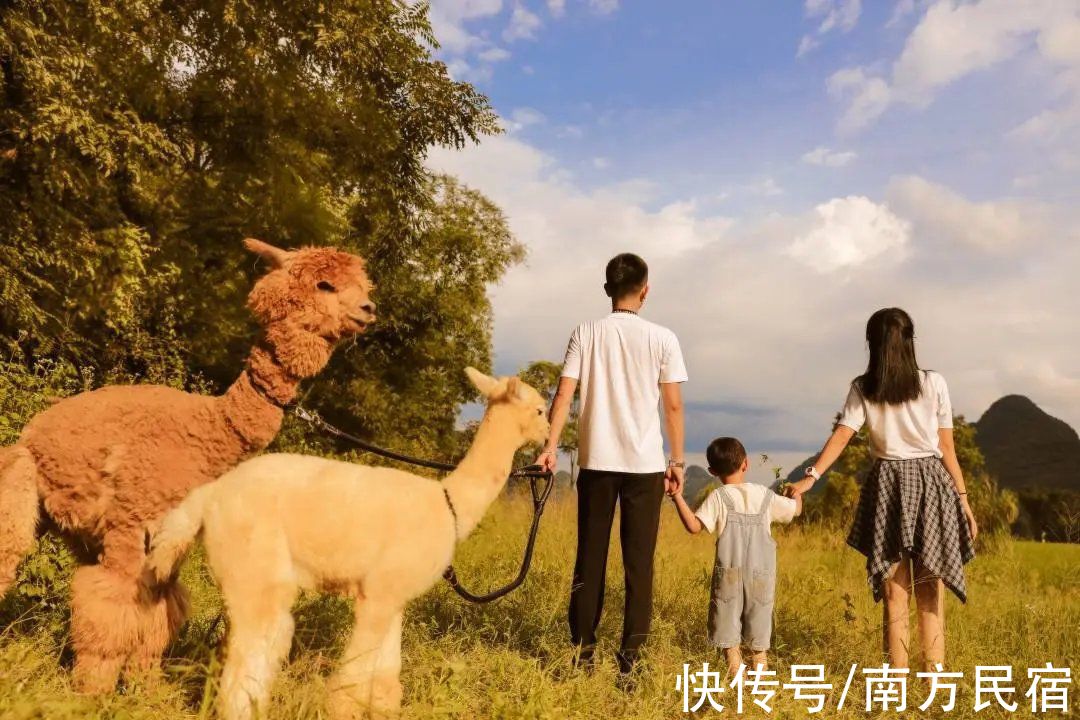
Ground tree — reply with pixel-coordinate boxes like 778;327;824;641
519;359;579;479
0;0;516;453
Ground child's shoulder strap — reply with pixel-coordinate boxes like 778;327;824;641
716;485;736;511
756;487;774;516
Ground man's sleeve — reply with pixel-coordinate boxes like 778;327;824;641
769;493;798;525
837;382;865;431
694;490;721;534
561;326;582;380
660;331;689;384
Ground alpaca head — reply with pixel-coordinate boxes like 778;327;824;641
465;367;550;445
243;238;376;377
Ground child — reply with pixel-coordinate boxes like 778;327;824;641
785;307;977;671
670;437;800;676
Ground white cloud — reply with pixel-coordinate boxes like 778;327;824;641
787;196;911;273
429;136;1080;450
828;67;893;134
887;175;1048;253
801;146;858;167
796;35;820;59
588;0;619;15
886;0;917;28
428;0;504;55
807;0;862;33
591;156;610;169
478;46;511;62
799;0;861;56
504;3;542;41
829;0;1080;132
547;0;566;17
505;106;546;132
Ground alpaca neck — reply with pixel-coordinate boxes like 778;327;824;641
216;344;300;451
442;406;522;539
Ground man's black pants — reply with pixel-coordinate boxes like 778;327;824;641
569;468;666;668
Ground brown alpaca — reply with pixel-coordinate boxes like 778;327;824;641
0;238;376;693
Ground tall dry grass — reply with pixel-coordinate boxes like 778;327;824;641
1;490;1076;719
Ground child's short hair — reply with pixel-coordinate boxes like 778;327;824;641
706;437;747;477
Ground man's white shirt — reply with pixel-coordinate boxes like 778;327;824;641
561;312;688;473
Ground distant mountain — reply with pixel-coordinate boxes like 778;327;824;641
682;465;714;504
975;395;1080;492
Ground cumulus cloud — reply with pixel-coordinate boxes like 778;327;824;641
787;196;911;273
829;0;1080;132
588;0;620;15
547;0;566;17
886;175;1050;254
429;135;1080;451
801;146;858;167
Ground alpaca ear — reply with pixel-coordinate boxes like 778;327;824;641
506;376;528;401
243;237;293;268
465;367;500;398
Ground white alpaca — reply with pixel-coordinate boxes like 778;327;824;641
141;368;549;720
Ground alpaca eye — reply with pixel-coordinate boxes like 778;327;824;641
317;281;336;292
537;408;544;416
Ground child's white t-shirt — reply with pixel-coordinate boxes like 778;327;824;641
694;483;798;537
837;370;953;460
561;312;688;473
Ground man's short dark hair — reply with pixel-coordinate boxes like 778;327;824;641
604;253;648;299
706;437;747;477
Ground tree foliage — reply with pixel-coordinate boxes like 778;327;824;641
0;0;518;453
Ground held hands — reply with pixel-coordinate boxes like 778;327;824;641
665;464;685;496
783;477;815;499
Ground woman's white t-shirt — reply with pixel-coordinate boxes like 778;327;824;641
837;370;953;460
561;312;688;473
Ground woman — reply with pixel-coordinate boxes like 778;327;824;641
786;307;977;670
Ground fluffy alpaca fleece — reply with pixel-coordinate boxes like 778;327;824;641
142;368;549;720
0;238;375;693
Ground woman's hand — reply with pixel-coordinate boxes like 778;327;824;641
960;495;978;541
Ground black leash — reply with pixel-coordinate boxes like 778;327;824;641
292;405;554;604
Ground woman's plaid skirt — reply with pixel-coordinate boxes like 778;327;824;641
846;456;975;603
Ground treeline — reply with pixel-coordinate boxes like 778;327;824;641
0;0;522;462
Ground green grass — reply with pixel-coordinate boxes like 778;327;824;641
1;491;1077;718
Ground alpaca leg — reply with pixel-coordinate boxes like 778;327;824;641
328;599;401;720
368;611;404;719
70;563;142;693
125;579;191;684
0;446;39;595
218;581;297;720
71;527;167;693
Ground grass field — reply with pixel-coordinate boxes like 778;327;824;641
1;488;1077;719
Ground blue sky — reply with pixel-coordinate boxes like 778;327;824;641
427;0;1080;472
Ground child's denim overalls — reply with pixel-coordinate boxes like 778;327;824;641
708;487;777;651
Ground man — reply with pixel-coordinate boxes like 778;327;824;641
537;252;687;675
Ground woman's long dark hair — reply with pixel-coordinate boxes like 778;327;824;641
857;308;922;404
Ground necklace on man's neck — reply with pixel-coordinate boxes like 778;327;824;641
612;308;638;315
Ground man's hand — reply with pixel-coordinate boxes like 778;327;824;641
535;449;557;473
665;464;685;496
783;477;815;498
